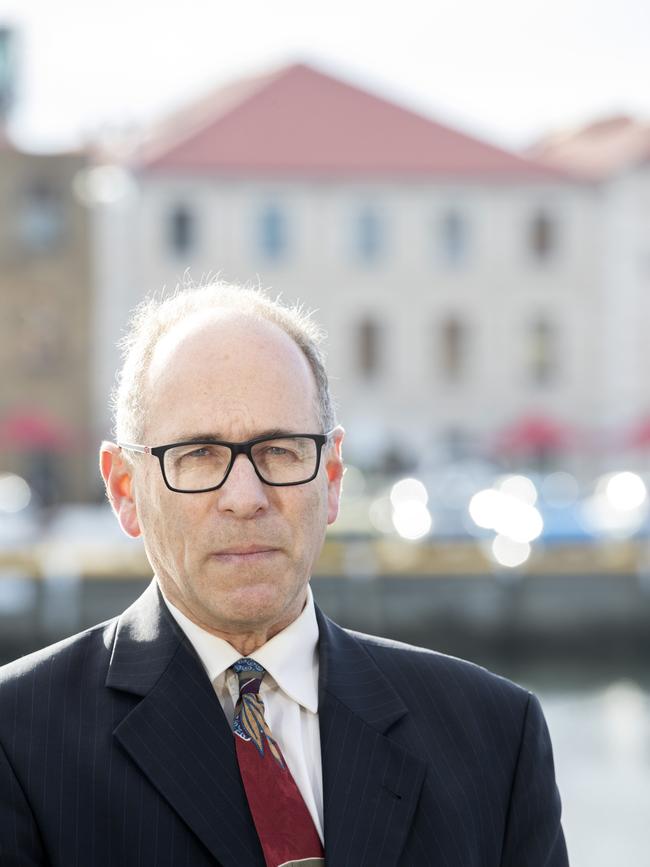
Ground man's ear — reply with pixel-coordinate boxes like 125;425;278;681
325;426;345;526
99;442;142;538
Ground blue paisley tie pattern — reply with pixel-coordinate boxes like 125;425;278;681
232;658;285;768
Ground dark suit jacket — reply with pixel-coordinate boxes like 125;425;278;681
0;579;568;866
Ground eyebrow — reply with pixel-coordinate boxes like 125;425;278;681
164;428;301;444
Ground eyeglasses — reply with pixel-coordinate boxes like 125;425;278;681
118;430;336;493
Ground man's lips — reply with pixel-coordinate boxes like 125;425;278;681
211;545;280;562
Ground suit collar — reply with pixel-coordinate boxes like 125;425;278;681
315;606;408;733
105;579;408;728
106;579;265;867
105;578;182;695
316;608;426;867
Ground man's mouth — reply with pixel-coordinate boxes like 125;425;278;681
211;545;280;562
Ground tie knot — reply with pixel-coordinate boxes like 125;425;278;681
231;657;265;696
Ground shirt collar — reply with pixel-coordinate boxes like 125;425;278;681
160;582;320;714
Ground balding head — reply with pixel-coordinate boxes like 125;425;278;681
112;282;336;445
144;309;322;444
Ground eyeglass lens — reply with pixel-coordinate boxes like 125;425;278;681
163;437;320;490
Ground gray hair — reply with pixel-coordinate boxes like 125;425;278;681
111;281;337;444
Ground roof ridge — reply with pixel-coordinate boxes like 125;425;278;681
131;62;298;168
123;60;569;180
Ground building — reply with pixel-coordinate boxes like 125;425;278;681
94;62;619;473
0;141;95;503
530;116;650;446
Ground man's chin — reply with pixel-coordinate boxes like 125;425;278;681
205;581;306;636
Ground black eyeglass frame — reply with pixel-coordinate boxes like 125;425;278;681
118;430;336;493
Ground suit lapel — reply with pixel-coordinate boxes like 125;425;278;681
316;610;426;867
106;580;264;867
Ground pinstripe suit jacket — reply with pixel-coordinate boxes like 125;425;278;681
0;579;568;866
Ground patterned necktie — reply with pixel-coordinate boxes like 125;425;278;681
231;657;325;867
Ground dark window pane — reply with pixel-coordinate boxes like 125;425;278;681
440;211;468;266
529;316;556;385
440;317;467;382
529;211;555;260
358;318;381;377
0;26;16;118
18;182;65;253
168;205;195;256
357;207;383;262
259;204;287;260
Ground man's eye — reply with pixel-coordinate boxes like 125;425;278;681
263;446;302;460
181;446;218;460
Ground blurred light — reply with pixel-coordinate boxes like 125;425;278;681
73;165;135;205
492;535;531;568
605;471;646;511
368;496;394;534
580;492;647;538
469;487;543;543
0;473;31;513
468;488;502;529
602;680;649;757
497;474;538;505
390;477;428;507
494;499;543;543
392;501;432;540
541;471;579;507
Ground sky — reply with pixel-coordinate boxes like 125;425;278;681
0;0;649;154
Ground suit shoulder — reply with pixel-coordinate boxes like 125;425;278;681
0;617;118;692
347;627;530;703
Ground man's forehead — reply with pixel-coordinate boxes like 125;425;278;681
144;310;319;437
149;309;301;374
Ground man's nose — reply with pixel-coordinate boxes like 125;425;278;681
216;453;270;516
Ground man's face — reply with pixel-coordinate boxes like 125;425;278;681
109;311;343;641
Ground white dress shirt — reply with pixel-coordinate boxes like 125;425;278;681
160;582;324;842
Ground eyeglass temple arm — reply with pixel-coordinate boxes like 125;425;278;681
117;443;151;454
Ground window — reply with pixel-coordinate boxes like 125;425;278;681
0;26;16;118
440;317;468;383
529;211;556;261
18;182;65;253
356;207;383;263
358;318;382;378
259;204;287;260
440;211;468;266
528;316;556;385
168;205;195;256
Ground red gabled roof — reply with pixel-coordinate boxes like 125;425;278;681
133;62;565;180
528;115;650;180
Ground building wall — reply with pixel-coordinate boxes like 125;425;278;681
0;148;95;502
95;171;604;468
598;165;650;429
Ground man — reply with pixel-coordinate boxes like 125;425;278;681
0;283;569;866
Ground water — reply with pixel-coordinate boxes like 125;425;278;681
523;669;650;867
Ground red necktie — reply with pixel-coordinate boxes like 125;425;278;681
231;657;325;867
